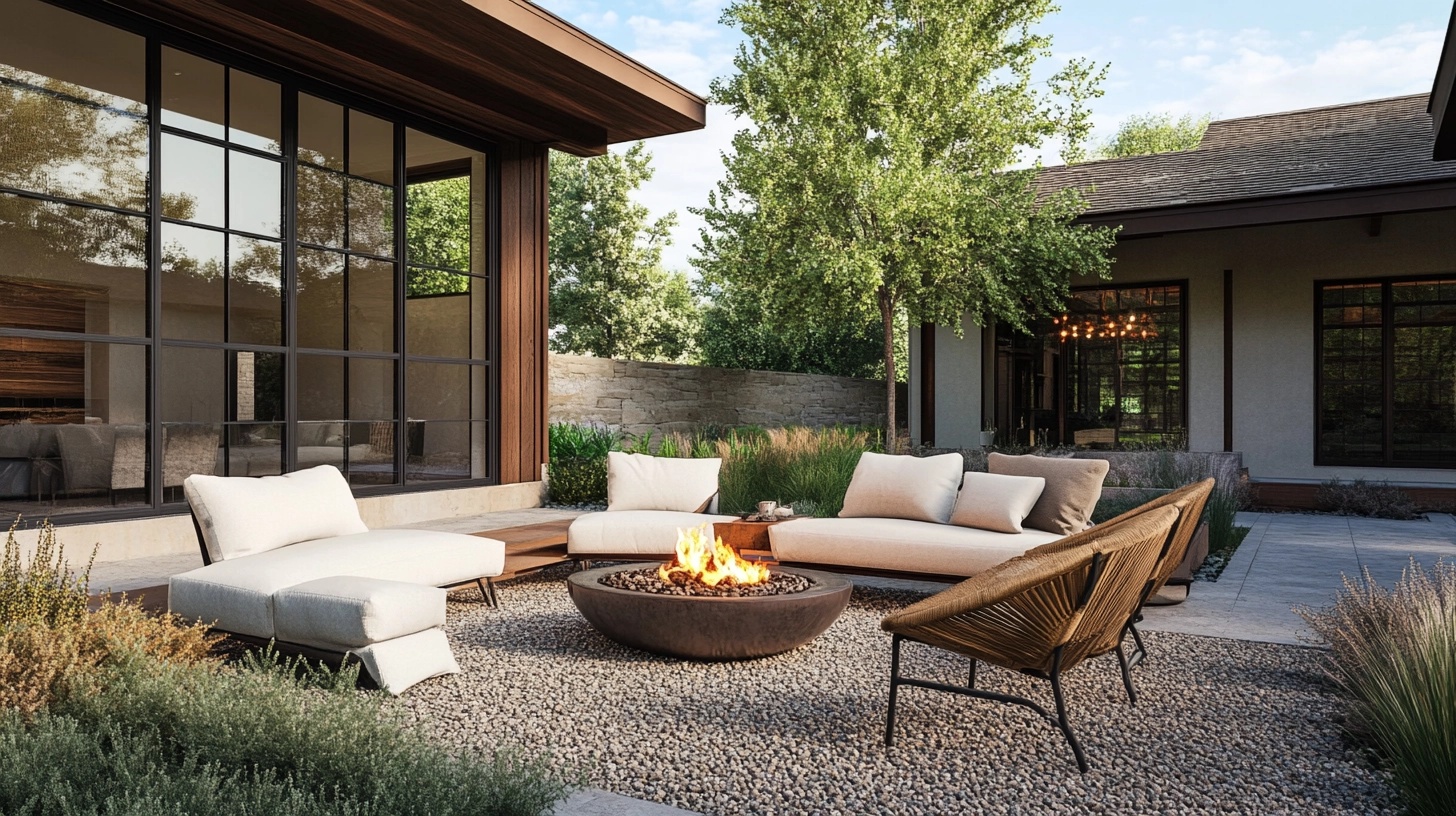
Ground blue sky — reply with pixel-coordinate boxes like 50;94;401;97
536;0;1453;271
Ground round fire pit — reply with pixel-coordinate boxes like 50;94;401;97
567;563;852;660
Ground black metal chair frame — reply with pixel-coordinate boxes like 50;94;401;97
884;552;1126;774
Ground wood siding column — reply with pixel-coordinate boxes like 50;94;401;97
497;141;550;484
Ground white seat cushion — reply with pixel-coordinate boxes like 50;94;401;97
606;452;722;513
184;465;367;562
272;576;445;652
168;529;504;638
768;517;1062;578
838;452;965;524
568;510;739;556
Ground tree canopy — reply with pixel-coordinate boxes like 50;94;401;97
695;0;1119;446
1088;112;1211;160
548;143;699;363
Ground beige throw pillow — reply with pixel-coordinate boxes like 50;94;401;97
986;453;1109;535
949;472;1047;534
606;452;722;513
839;452;964;524
184;465;368;563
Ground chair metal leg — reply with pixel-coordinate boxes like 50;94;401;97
1127;621;1148;669
884;634;903;747
968;658;977;689
1115;643;1137;706
1048;651;1090;774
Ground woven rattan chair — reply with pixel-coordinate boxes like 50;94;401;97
880;505;1179;773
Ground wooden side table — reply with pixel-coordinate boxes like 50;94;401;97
713;517;803;562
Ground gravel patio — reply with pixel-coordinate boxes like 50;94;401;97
395;569;1396;816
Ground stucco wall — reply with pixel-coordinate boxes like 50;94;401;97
925;209;1456;486
549;354;902;437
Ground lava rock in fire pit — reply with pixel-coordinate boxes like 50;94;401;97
600;567;811;597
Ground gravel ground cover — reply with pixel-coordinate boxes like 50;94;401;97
396;567;1396;816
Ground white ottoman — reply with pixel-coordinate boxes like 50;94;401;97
272;576;458;695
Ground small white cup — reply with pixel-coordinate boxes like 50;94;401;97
756;500;778;517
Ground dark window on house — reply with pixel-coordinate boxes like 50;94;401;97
0;0;497;520
1317;277;1456;467
994;283;1186;448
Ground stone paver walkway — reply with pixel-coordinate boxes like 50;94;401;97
1141;511;1456;644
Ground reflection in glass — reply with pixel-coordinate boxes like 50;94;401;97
161;133;224;227
1;0;146;106
0;195;148;337
348;358;394;420
235;351;284;422
349;257;395;352
297;249;345;349
405;176;471;271
0;88;148;211
347;178;395;257
161;346;223;423
161;47;224;138
406;271;485;359
406;362;470;420
159;222;224;342
223;423;283;476
349;110;394;184
347;422;398;485
228;151;281;237
295;422;345;470
296;165;344;248
406;421;485;483
229;235;283;346
0;341;150;513
297;355;344;421
298;93;344;170
229;70;280;153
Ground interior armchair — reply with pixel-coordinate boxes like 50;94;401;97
880;505;1179;773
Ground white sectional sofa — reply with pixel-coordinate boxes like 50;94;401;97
568;450;1111;582
169;465;504;692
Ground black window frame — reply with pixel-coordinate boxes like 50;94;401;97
0;0;503;526
1314;275;1456;470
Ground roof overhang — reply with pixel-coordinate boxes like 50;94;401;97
96;0;706;155
1077;178;1456;238
1433;3;1456;160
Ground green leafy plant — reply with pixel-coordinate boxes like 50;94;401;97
547;423;619;505
1316;478;1419;520
2;517;94;628
1300;561;1456;816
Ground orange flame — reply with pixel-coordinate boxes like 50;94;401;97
658;524;771;588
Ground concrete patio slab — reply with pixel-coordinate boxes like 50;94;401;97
1140;511;1456;645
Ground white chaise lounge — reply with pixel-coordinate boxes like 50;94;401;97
168;465;505;693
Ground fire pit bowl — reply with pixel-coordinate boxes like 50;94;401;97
567;563;852;660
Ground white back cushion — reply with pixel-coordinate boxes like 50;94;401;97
949;472;1047;533
839;452;964;524
606;452;722;513
184;465;368;562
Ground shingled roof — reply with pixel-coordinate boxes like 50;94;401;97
1038;94;1456;216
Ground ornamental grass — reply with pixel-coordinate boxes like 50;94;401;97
1300;561;1456;816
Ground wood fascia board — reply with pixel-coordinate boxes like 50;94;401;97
462;0;708;129
1432;3;1456;160
1077;179;1456;236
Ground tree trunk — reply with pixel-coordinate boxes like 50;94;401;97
879;289;897;454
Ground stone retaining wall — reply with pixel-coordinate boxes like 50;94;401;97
549;354;904;438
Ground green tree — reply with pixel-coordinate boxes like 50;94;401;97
549;143;700;362
1088;112;1211;160
695;0;1118;448
697;280;892;379
405;176;471;295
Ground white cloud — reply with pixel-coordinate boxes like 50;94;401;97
622;104;743;273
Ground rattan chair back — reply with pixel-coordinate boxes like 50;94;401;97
881;505;1178;676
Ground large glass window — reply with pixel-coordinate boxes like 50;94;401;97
0;0;496;519
1318;277;1456;467
993;283;1186;449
